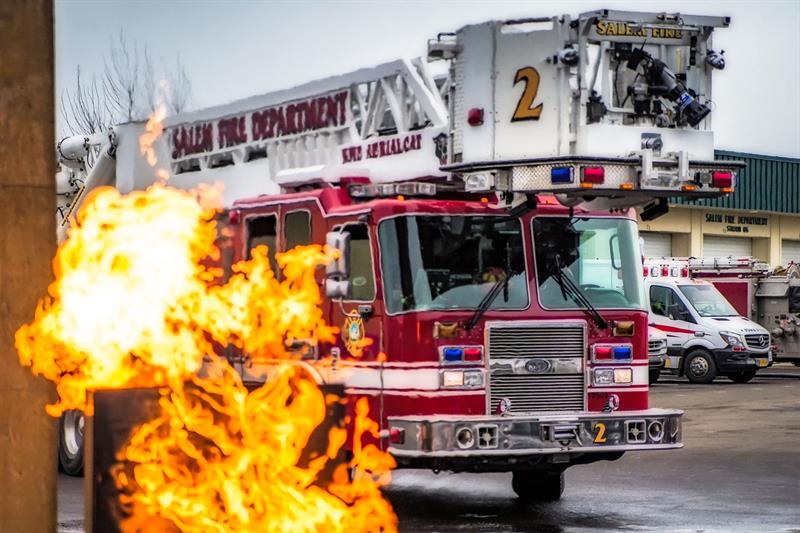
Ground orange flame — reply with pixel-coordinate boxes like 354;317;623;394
15;182;397;531
15;184;337;416
115;363;396;533
139;103;169;181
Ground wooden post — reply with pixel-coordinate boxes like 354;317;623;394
0;1;58;532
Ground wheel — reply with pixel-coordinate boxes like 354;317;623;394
728;371;756;384
684;350;718;384
512;470;564;502
58;410;84;476
649;368;661;384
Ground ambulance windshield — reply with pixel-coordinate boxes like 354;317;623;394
533;217;645;310
378;215;528;313
678;284;739;317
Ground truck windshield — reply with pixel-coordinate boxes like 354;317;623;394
378;216;528;313
678;284;739;317
533;217;644;309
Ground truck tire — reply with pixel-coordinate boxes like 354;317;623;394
649;368;660;384
728;371;756;384
58;410;84;477
511;470;564;502
684;350;717;384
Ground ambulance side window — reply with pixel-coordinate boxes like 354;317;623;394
650;286;694;323
284;210;311;250
247;215;279;274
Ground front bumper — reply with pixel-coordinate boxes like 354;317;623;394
649;354;666;369
388;408;682;464
713;348;772;372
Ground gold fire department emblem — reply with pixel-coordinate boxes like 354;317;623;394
342;314;365;355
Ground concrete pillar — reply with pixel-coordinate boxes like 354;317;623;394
689;210;705;257
768;217;782;266
752;238;770;264
0;2;57;532
672;234;690;257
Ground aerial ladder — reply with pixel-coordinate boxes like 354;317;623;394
57;9;742;232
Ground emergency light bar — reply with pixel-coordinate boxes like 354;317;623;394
448;153;745;209
349;181;437;198
686;257;770;272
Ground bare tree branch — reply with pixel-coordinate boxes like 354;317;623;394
59;31;194;137
165;54;192;115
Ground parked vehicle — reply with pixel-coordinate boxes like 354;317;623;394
687;257;800;365
645;260;771;383
648;327;667;383
55;9;741;499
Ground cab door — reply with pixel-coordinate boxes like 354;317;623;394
325;219;383;362
649;284;698;365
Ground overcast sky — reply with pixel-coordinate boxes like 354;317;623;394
55;0;800;157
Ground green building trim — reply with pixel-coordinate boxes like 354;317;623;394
672;150;800;215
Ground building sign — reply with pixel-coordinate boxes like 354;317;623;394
704;212;769;235
169;90;351;160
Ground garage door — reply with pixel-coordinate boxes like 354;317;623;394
781;240;800;266
641;232;672;258
703;235;752;258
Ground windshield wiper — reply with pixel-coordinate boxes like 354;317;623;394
554;255;609;330
465;274;512;331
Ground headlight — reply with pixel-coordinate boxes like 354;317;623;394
441;369;484;388
719;331;744;347
592;367;633;386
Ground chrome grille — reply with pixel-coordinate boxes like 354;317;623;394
488;326;584;359
745;334;769;349
648;339;666;355
487;324;585;413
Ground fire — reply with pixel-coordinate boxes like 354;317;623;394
15;182;397;532
139;102;169;180
16;184;221;415
115;364;396;533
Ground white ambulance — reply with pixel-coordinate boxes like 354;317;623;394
644;259;771;383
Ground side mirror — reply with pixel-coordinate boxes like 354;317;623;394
325;279;351;300
326;231;350;278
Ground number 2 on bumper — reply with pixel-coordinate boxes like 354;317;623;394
593;422;607;443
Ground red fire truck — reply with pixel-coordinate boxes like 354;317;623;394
57;10;741;499
682;257;800;365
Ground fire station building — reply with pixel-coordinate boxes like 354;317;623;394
638;150;800;266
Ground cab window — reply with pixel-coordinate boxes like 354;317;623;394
284;210;311;250
337;223;375;301
650;285;694;323
247;214;279;274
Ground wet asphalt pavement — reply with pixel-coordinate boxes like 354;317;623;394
58;366;800;532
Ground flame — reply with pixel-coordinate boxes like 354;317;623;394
139;103;170;181
16;184;337;416
115;363;396;533
15;182;397;531
140;104;166;167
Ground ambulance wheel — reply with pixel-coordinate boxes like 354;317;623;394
728;371;756;384
512;470;564;502
649;368;661;384
684;350;717;384
58;410;84;477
